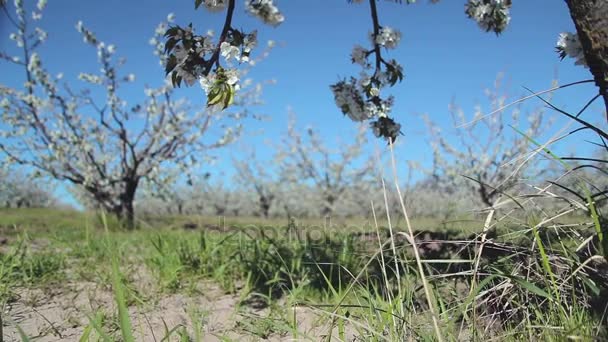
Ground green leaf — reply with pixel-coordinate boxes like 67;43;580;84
171;72;179;87
165;55;177;75
83;311;112;342
223;84;234;109
207;85;223;106
112;256;134;342
460;274;498;313
507;275;554;301
164;37;178;54
164;26;180;38
195;0;203;9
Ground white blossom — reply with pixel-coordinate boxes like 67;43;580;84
465;0;511;34
243;30;257;53
220;41;241;62
225;68;239;86
36;0;47;11
556;32;587;67
34;27;47;42
331;79;372;122
201;0;227;12
351;45;369;67
371;27;401;49
246;0;284;27
78;73;103;84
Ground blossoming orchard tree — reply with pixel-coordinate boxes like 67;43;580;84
165;0;608;141
423;74;551;208
0;0;263;228
275;114;375;217
233;152;278;218
0;166;57;208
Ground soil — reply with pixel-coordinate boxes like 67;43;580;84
2;280;357;341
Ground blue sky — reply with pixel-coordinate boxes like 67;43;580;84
1;0;604;204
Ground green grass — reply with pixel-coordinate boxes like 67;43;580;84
1;207;606;341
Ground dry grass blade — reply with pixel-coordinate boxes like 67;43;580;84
456;79;594;128
388;139;444;342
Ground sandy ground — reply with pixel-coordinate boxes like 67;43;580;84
2;279;358;342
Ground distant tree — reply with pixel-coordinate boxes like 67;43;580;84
0;168;57;208
0;2;261;227
423;74;550;207
232;152;278;218
201;178;240;216
276;114;375;217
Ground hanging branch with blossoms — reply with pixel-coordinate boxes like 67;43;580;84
162;0;516;143
163;0;283;112
331;0;405;142
330;0;512;142
164;0;608;139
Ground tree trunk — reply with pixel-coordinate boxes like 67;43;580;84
260;194;272;218
565;0;608;117
322;195;335;218
117;179;138;229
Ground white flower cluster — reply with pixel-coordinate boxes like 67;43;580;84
165;26;217;86
465;0;511;34
351;45;369;68
14;0;25;19
199;68;240;94
36;0;47;11
9;32;24;48
150;22;170;66
371;26;401;49
200;0;227;12
246;0;284;27
556;32;587;67
241;30;258;62
76;20;98;45
220;30;257;63
220;41;240;61
331;77;394;122
35;27;47;42
331;78;369;122
78;73;103;84
332;6;405;140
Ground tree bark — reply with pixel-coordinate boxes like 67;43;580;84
565;0;608;117
115;179;138;229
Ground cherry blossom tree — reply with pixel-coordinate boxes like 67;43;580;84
423;74;550;207
233;152;278;218
0;167;58;208
0;1;261;227
275;114;375;217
